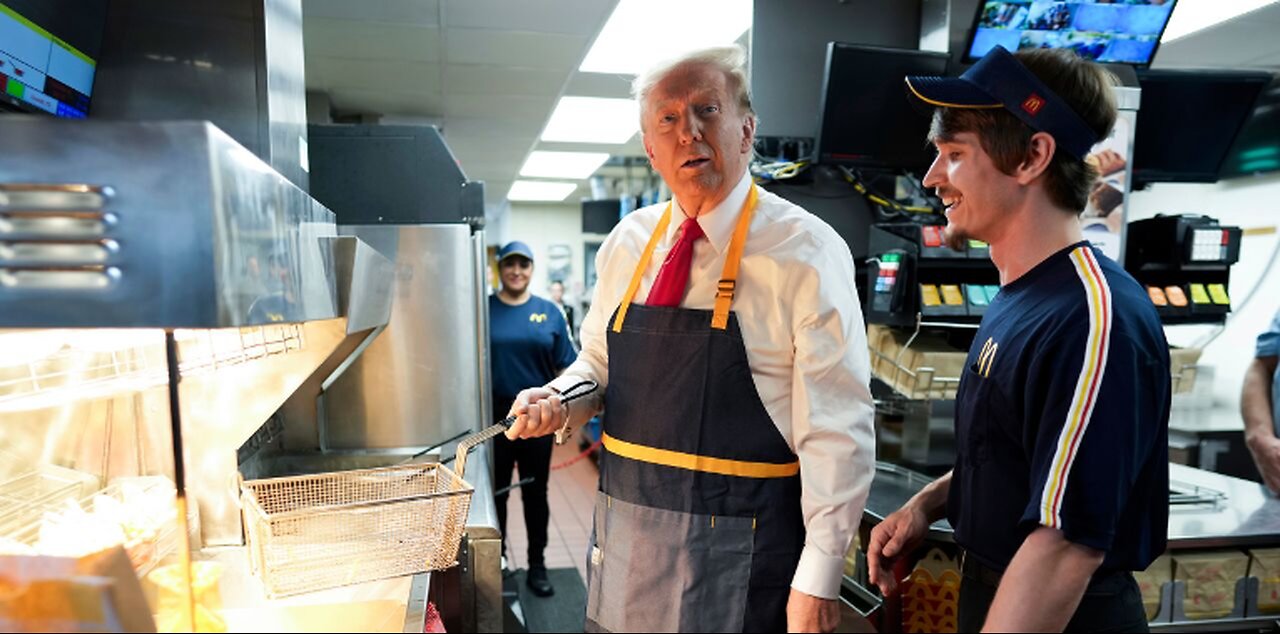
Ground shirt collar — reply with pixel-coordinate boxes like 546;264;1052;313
668;170;753;255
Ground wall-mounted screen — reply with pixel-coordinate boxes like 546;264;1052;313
815;43;949;172
0;0;108;118
966;1;1178;66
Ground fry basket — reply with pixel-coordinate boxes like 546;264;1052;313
240;432;492;598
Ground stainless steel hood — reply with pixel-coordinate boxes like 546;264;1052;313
0;118;397;545
0;117;336;328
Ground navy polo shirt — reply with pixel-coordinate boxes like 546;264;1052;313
949;242;1170;572
489;294;578;405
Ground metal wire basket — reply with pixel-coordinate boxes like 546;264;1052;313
241;380;597;598
240;462;474;598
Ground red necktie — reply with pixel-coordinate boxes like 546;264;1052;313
646;216;705;306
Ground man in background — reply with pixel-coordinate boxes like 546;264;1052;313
548;280;577;346
1244;308;1280;493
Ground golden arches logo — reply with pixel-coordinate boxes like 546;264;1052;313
977;337;999;378
529;313;548;323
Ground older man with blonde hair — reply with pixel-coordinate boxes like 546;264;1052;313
505;45;875;633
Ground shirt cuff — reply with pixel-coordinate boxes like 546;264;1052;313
546;374;586;395
791;545;846;600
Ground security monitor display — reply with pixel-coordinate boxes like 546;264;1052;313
1133;70;1269;185
967;0;1177;66
815;43;949;172
583;199;623;235
0;1;108;118
1222;77;1280;179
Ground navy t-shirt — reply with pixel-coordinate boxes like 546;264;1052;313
949;241;1170;572
489;294;578;405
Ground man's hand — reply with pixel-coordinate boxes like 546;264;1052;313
1248;434;1280;494
867;504;930;596
505;387;566;440
786;588;840;633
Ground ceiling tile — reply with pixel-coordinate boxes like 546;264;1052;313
446;134;539;154
564;72;634;99
537;138;646;157
304;17;441;62
1241;2;1280;24
303;0;441;26
444;64;568;96
445;116;547;139
443;0;616;35
1244;50;1280;67
443;93;556;120
306;56;443;94
1156;21;1280;68
444;28;587;68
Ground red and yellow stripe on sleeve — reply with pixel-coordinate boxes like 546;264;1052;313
1039;246;1113;529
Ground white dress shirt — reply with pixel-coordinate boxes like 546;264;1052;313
549;170;876;600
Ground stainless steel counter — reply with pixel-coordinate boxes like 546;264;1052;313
1167;462;1280;549
864;461;1280;550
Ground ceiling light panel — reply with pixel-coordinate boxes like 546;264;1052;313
1162;0;1278;41
507;180;579;202
579;0;752;75
540;96;639;144
520;151;611;179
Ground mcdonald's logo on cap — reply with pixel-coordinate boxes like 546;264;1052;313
1022;93;1045;116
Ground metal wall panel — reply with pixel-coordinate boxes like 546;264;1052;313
322;224;482;449
92;0;309;191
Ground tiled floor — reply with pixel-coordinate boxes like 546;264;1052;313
499;437;600;583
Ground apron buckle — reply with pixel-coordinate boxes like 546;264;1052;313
716;279;736;299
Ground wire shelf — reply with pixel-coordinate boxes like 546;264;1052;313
0;475;183;578
867;324;966;402
0;324;304;412
0;465;100;538
241;463;474;598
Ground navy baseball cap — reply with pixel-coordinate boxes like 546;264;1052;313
905;46;1100;161
498;241;534;262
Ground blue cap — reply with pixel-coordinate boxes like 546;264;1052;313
498;241;534;262
904;46;1100;161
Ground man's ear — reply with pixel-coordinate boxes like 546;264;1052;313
1016;132;1056;185
643;133;656;165
740;115;756;153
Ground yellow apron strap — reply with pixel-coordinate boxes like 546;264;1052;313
611;185;759;333
711;185;758;330
602;432;800;479
611;202;673;333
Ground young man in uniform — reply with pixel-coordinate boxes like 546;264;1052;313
868;46;1171;632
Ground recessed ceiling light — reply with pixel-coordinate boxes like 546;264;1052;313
541;96;638;144
579;0;752;75
1162;0;1277;41
520;151;611;179
507;180;578;202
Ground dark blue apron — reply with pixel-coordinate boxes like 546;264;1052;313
584;187;805;633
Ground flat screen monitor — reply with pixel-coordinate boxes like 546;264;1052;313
1132;69;1270;185
966;1;1178;66
583;199;622;235
815;43;949;172
1221;76;1280;179
0;0;108;118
